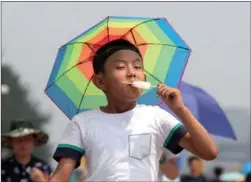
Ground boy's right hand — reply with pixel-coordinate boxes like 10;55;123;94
31;157;76;182
31;167;48;182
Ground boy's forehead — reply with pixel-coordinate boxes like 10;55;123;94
109;50;142;62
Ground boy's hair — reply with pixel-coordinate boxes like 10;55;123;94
187;156;200;165
92;39;142;74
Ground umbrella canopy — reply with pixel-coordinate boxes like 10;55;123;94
159;81;236;140
45;16;191;119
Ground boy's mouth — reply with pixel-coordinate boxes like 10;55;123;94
124;79;143;83
122;81;154;90
122;81;139;89
123;80;136;86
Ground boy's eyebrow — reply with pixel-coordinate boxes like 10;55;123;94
113;58;142;64
113;59;126;64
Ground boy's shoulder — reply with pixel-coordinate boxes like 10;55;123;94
136;104;158;110
72;108;101;123
136;104;167;114
137;104;176;121
71;105;173;122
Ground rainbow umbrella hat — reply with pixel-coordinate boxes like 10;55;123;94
45;16;191;119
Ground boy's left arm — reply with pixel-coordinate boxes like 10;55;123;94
157;84;218;161
175;106;218;160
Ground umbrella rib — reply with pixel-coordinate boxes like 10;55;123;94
107;16;110;42
120;18;160;39
45;58;93;91
63;42;189;51
137;43;189;50
60;42;100;50
85;42;95;53
76;75;93;114
131;29;138;45
144;69;162;83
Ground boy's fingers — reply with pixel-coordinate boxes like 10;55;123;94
158;86;170;97
163;89;170;98
157;85;166;93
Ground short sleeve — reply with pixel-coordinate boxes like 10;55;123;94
53;116;85;168
155;106;187;154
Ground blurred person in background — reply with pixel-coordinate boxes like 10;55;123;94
75;156;89;181
242;161;251;178
246;172;251;182
1;121;52;182
159;151;180;181
211;166;224;182
180;156;208;182
198;158;205;174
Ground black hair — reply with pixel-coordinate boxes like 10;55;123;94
187;156;200;165
213;166;224;177
92;39;142;74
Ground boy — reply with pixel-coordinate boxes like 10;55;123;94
31;39;218;181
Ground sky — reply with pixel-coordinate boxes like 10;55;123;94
2;2;250;168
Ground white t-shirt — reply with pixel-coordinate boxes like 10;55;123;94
53;104;187;181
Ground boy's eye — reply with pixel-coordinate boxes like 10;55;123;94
134;66;143;69
116;66;125;69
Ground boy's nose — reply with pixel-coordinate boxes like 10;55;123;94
127;72;136;79
127;66;136;78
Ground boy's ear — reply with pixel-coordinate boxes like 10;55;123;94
92;74;106;91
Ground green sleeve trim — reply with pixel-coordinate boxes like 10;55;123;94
57;144;85;154
163;123;182;148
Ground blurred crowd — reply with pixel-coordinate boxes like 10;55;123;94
1;120;250;182
72;155;251;182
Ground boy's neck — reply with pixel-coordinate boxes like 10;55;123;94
102;99;137;114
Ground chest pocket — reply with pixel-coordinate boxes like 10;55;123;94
129;133;152;160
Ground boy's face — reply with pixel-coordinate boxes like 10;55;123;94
94;49;146;102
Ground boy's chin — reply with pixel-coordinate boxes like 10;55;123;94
125;91;142;100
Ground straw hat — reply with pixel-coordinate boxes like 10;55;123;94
1;120;49;147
